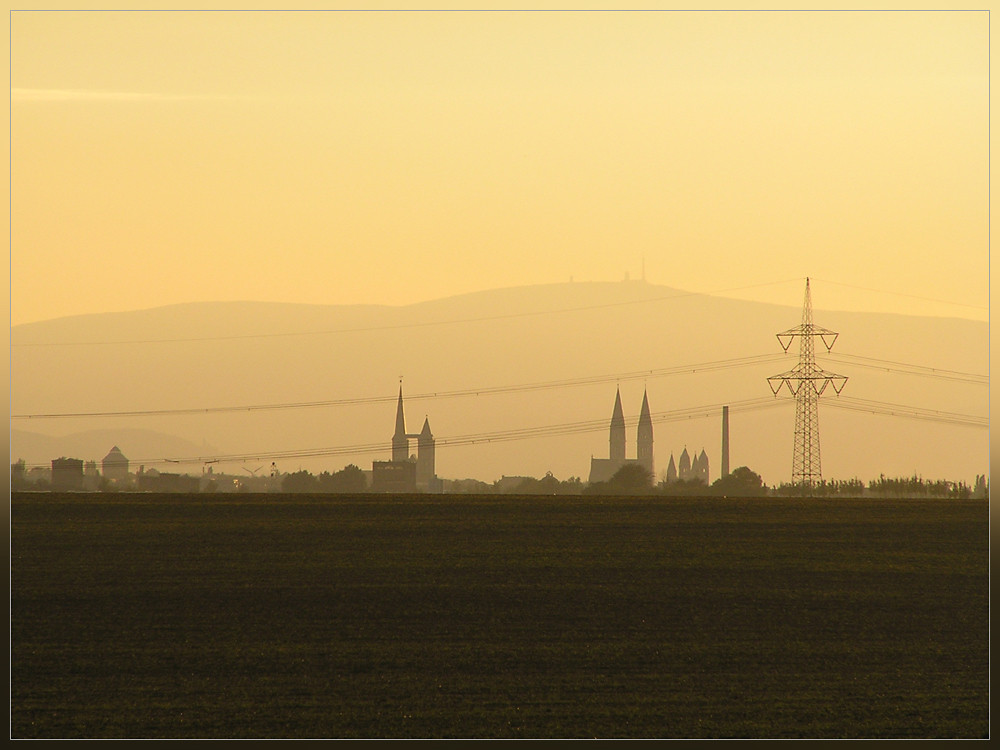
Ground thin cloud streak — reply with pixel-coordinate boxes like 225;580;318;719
11;87;251;103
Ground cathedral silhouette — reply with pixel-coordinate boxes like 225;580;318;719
588;388;711;486
588;388;654;484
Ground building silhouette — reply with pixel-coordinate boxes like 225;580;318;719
102;445;129;483
416;417;436;489
588;388;654;484
665;446;710;485
371;459;417;493
678;447;691;478
372;384;441;493
665;453;677;483
51;457;84;490
694;448;709;483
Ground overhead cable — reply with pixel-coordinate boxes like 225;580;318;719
17;397;787;470
11;353;787;419
822;353;988;385
825;395;987;428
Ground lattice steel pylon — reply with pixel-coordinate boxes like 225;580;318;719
767;278;847;488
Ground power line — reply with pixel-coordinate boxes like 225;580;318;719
12;347;987;421
826;396;987;428
17;392;986;472
809;277;988;313
822;353;988;385
17;397;787;470
11;353;787;419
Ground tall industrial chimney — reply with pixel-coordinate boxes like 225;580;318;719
721;405;730;478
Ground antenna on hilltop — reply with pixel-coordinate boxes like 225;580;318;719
767;278;848;489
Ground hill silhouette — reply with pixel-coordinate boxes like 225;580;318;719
11;281;987;486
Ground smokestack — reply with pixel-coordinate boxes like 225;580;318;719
721;405;730;478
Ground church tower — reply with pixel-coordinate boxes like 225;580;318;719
417;417;435;488
697;448;710;484
678;447;691;480
666;453;677;483
636;389;653;475
392;384;409;461
610;388;626;463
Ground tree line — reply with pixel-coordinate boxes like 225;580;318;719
12;458;986;499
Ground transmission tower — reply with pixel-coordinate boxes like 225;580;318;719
767;278;847;488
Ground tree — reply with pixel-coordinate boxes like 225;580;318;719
606;463;655;494
974;474;989;499
282;470;318;493
11;460;26;490
511;472;562;495
711;466;765;497
317;464;368;493
558;476;584;495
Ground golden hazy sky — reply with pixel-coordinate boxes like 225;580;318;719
10;8;989;324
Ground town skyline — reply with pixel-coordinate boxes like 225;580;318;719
11;277;988;488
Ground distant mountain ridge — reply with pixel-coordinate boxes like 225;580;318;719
12;279;984;339
12;282;713;345
10;281;988;485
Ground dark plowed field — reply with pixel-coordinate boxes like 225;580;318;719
10;493;989;738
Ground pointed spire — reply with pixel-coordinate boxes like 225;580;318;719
392;382;409;461
394;385;406;438
611;387;625;427
636;389;653;474
609;387;626;462
416;414;435;488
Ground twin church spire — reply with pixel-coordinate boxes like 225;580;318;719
588;387;654;484
608;386;652;472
